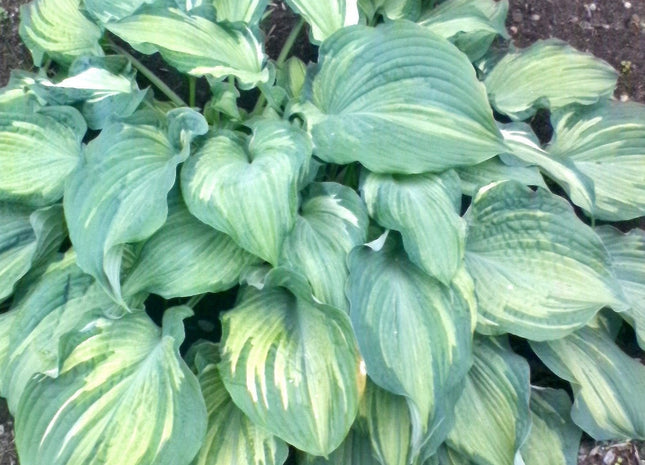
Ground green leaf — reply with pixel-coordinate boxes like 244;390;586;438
547;101;645;221
284;0;359;43
122;191;260;299
520;387;582;465
418;0;509;61
347;232;473;457
294;22;504;174
19;0;104;66
0;106;86;206
531;324;645;440
0;252;108;412
595;226;645;348
456;156;546;197
65;114;207;306
298;425;380;465
83;0;156;23
360;170;465;285
219;285;364;456
276;57;307;100
484;39;618;120
358;0;420;21
446;336;531;465
279;182;368;311
31;56;148;130
181;120;311;265
213;0;269;25
191;341;289;465
0;310;17;391
0;203;67;302
499;122;595;213
465;181;626;340
14;306;207;465
107;7;269;88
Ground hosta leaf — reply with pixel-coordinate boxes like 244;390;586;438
19;0;104;66
279;182;368;311
0;106;86;206
284;0;359;43
358;0;420;21
83;0;156;23
465;181;626;340
192;341;289;465
181;120;310;265
419;0;509;61
15;306;207;465
520;387;582;465
347;232;473;457
548;101;645;221
107;7;269;88
213;0;269;25
446;336;531;465
122;192;259;299
0;252;108;412
0;203;66;302
219;285;364;456
595;226;645;348
31;56;148;130
294;22;504;174
360;170;465;285
456;157;546;196
276;57;307;100
500;122;595;212
299;426;380;465
531;324;645;440
65;112;207;306
0;310;17;391
485;39;618;120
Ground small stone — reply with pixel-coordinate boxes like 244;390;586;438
510;25;518;34
569;15;579;23
620;94;630;102
625;1;632;8
0;424;4;435
530;13;540;21
589;3;597;11
603;449;616;465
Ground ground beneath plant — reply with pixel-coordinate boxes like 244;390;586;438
1;1;644;464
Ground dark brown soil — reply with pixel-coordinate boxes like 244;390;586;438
1;1;644;465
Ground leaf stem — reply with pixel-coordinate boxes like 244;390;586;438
186;294;206;309
106;39;188;107
188;76;196;108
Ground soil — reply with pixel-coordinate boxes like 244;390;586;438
0;1;644;465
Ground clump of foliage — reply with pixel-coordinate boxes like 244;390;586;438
0;0;644;464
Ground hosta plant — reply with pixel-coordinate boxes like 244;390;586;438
1;0;644;464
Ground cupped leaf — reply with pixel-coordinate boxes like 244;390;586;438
360;170;465;285
465;181;626;340
347;232;473;457
65;114;207;306
446;336;531;465
15;306;207;465
181;120;311;265
484;39;618;120
0;106;86;206
418;0;509;61
0;251;108;412
279;182;368;311
19;0;104;66
213;0;269;25
520;387;582;465
294;21;504;174
31;56;148;130
83;0;156;23
500;122;595;212
0;203;66;302
298;425;380;465
192;341;289;465
531;323;645;440
456;156;546;196
284;0;359;43
122;191;259;299
107;7;269;88
358;0;420;21
548;101;645;221
219;285;364;456
595;226;645;348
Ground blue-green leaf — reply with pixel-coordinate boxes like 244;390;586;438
83;0;156;23
465;181;626;340
15;306;207;465
293;21;504;174
181;120;311;265
358;0;420;21
213;0;269;25
360;170;465;285
298;425;379;465
219;285;364;456
456;156;546;196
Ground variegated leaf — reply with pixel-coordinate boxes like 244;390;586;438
213;0;269;25
284;0;359;43
456;157;546;196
